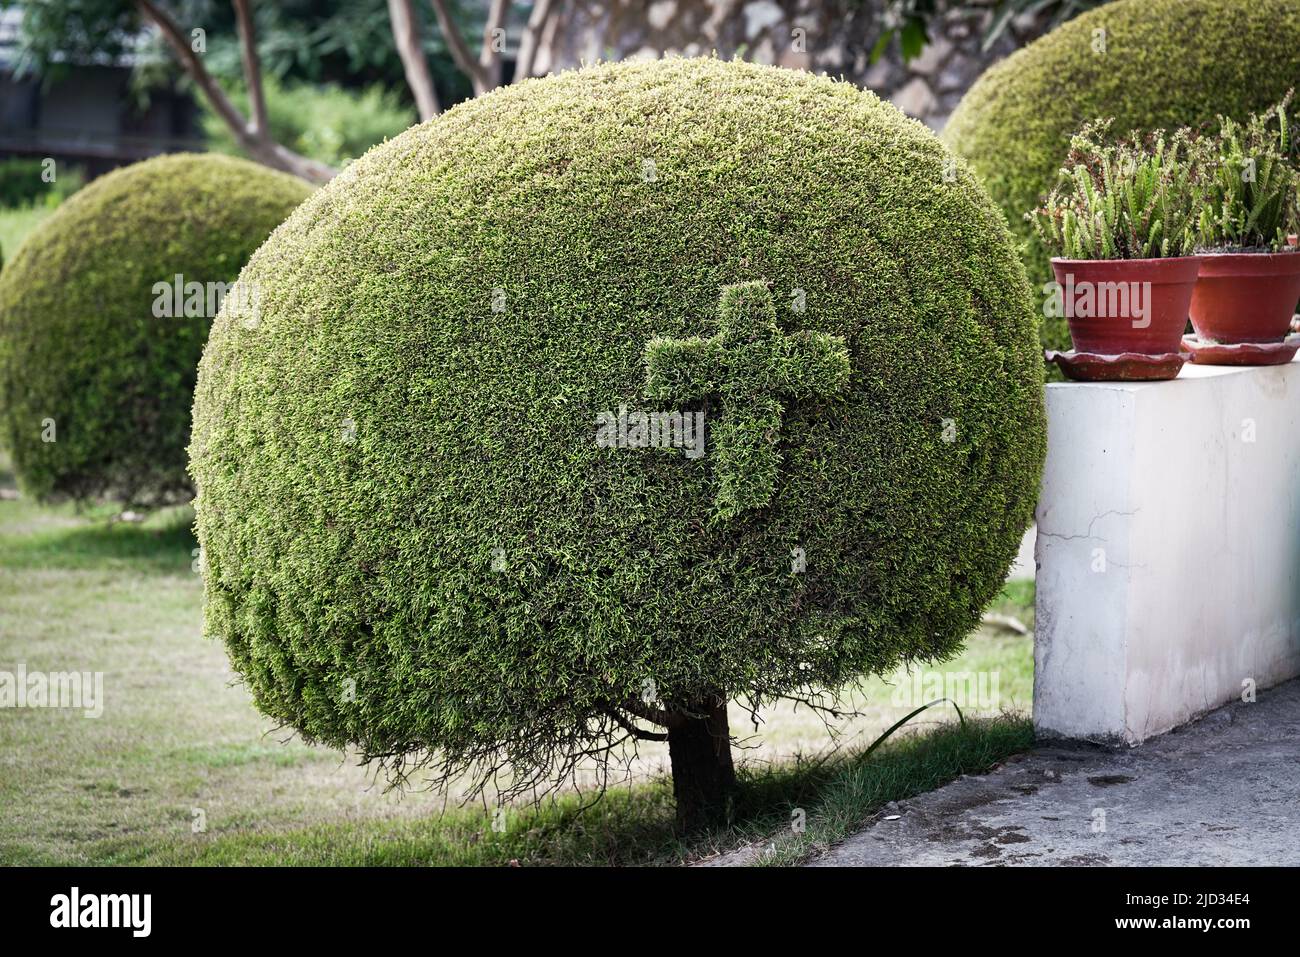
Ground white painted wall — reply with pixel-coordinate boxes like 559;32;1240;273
1034;359;1300;745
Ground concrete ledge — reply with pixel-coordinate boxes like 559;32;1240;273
1034;358;1300;745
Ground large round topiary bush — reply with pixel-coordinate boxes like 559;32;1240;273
945;0;1300;350
191;57;1045;829
0;153;311;503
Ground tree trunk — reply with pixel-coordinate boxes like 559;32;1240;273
387;0;441;121
242;138;336;185
136;0;338;185
667;700;736;832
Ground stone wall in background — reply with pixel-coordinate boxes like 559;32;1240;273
534;0;1052;131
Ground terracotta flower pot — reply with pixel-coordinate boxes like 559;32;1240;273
1188;251;1300;344
1051;257;1202;355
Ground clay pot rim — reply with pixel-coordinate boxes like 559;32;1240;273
1193;249;1300;278
1050;255;1202;281
1043;348;1186;382
1045;349;1186;362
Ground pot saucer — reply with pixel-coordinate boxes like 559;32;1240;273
1044;349;1186;382
1181;334;1300;366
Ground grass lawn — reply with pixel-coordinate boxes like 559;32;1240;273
0;205;53;262
0;453;1035;866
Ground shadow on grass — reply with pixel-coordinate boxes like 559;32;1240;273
81;715;1033;867
2;505;197;576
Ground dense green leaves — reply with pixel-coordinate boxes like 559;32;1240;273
645;282;851;521
0;154;310;503
1197;95;1300;252
1030;122;1207;260
946;0;1300;347
190;58;1045;800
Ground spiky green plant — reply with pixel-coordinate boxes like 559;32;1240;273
947;0;1300;351
1197;94;1300;253
1029;122;1206;260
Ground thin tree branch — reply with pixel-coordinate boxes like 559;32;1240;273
605;708;669;742
230;0;268;136
515;0;557;80
429;0;488;93
386;0;441;121
137;0;247;137
479;0;509;89
620;696;685;730
135;0;336;183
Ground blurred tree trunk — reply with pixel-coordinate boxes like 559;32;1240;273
389;0;561;116
136;0;336;183
387;0;441;121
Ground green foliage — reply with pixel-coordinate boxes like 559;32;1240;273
2;0;474;105
0;205;55;275
946;0;1300;347
0;0;140;85
869;1;936;65
1030;122;1206;260
0;158;84;209
982;0;1103;52
201;77;416;168
645;282;851;521
190;57;1045;803
1197;95;1300;253
0;154;310;504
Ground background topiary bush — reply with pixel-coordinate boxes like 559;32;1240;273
190;57;1046;830
945;0;1300;351
0;153;311;504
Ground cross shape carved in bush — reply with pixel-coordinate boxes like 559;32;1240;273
644;281;851;520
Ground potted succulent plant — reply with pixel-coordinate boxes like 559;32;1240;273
1029;122;1204;359
1190;95;1300;345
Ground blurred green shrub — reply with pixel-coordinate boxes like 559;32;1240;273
201;78;416;169
0;153;310;504
947;0;1300;350
0;159;84;209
